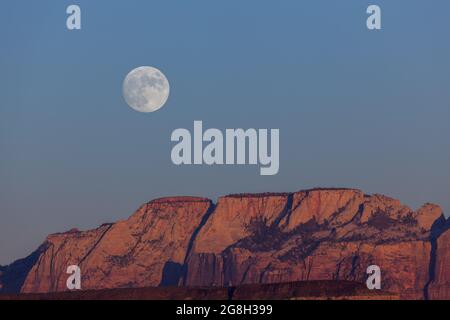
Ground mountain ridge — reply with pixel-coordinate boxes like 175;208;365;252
1;187;449;299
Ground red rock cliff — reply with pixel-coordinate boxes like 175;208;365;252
21;197;212;293
183;189;446;299
429;226;450;300
1;189;448;299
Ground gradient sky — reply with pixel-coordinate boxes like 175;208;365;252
1;0;449;265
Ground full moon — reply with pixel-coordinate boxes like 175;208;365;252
123;66;170;113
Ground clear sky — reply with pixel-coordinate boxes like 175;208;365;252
1;0;449;264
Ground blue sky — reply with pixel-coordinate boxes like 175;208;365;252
1;0;449;264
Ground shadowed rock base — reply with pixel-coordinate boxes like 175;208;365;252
0;280;397;300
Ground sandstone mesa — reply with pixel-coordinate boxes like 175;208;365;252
0;188;448;300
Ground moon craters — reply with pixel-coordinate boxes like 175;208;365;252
123;66;170;113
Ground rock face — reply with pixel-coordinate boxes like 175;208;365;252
0;244;48;293
21;197;213;293
428;225;450;300
183;189;444;299
0;267;4;290
1;188;448;299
